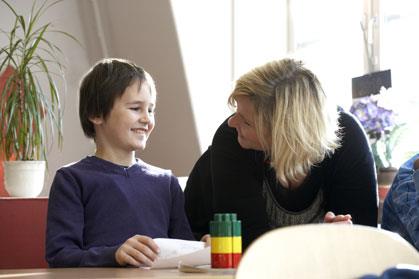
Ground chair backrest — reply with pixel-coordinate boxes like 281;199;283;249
0;197;48;268
236;224;419;279
177;176;188;191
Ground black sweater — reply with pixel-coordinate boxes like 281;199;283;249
184;111;378;250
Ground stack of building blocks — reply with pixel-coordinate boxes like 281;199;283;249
210;213;242;268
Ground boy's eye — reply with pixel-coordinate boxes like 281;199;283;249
130;107;140;111
148;109;155;114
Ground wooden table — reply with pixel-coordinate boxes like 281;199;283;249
0;268;235;279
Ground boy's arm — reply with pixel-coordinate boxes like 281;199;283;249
45;170;119;267
168;175;195;240
115;235;159;267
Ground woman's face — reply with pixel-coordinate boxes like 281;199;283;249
227;95;264;151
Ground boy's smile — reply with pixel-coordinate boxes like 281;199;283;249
131;127;148;134
91;79;156;165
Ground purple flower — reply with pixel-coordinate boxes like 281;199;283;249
350;96;395;137
350;94;405;169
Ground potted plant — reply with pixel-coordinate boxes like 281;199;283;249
350;90;406;200
0;0;77;197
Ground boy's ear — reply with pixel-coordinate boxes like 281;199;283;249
89;116;103;125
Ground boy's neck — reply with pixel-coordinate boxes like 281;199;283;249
94;149;136;167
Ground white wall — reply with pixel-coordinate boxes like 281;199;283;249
0;0;94;196
43;1;96;196
89;0;202;174
170;0;233;151
1;0;219;196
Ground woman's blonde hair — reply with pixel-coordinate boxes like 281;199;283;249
228;58;341;187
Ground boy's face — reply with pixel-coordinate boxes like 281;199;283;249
92;80;156;154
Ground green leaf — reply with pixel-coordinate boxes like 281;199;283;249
0;0;78;161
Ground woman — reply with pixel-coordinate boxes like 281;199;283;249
184;58;378;250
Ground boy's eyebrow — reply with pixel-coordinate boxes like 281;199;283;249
126;100;155;107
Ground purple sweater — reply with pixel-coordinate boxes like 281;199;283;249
46;156;194;267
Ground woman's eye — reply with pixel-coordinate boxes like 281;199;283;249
130;107;140;111
241;117;251;127
148;109;155;114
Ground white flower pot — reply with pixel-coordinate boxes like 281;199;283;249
3;161;46;197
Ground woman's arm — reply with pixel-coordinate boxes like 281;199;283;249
209;118;270;249
184;149;214;240
325;112;378;227
185;117;269;249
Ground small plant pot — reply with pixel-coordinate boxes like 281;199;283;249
377;167;397;201
3;161;45;197
377;167;398;186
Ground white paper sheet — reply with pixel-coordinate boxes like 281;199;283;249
148;238;210;269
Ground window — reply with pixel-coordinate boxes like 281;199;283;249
171;0;418;162
288;0;364;110
380;0;419;165
289;0;419;166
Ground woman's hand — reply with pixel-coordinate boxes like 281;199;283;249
115;235;160;267
323;211;353;224
200;234;211;247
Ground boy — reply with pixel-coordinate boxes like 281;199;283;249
46;58;194;267
382;154;419;250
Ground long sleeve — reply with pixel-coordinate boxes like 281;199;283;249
184;150;214;240
185;112;378;250
209;118;270;249
168;176;195;240
46;170;119;267
382;154;419;249
324;112;378;226
185;117;269;248
46;156;194;267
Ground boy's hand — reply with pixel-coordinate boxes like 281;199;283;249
200;234;211;247
323;211;353;224
115;235;160;267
